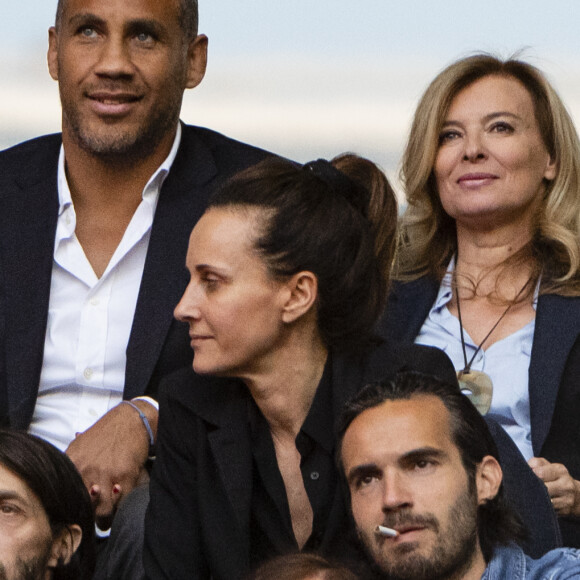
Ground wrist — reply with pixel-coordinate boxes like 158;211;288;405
122;400;158;458
572;479;580;517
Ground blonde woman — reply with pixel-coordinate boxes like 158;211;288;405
380;54;580;546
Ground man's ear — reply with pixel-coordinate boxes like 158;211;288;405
47;27;59;81
47;525;83;569
185;34;208;89
281;271;318;324
476;455;503;505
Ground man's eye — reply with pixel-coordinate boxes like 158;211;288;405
0;504;19;515
354;475;377;490
413;459;436;472
79;27;97;38
134;31;156;45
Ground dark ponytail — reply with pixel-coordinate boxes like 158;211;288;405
208;154;398;352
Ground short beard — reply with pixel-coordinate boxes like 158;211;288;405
63;97;181;168
359;485;480;580
0;552;51;580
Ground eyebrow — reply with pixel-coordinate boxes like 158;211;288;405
194;264;232;278
399;447;447;464
66;14;167;38
346;446;448;483
125;18;167;39
346;463;381;485
0;490;26;502
67;13;105;29
442;111;523;127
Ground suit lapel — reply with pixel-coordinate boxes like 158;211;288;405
529;294;580;454
203;384;253;557
124;129;218;399
0;153;59;428
383;278;580;457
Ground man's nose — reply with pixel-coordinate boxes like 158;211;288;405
94;36;135;78
381;470;412;511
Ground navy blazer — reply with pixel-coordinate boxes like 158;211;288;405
0;124;271;429
379;276;580;546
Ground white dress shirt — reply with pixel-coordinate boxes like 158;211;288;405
28;125;182;452
415;262;537;460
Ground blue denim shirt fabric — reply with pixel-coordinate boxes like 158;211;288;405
482;544;580;579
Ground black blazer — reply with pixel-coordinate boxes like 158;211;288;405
379;276;580;546
144;343;457;580
0;124;271;428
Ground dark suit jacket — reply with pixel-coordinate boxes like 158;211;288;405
144;343;457;580
0;124;271;429
379;276;580;546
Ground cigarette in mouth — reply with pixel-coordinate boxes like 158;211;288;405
375;525;399;538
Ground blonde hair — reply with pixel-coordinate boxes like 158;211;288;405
396;53;580;296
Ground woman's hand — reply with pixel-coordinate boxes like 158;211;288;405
528;456;580;517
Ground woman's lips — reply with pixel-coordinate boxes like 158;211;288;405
457;173;498;188
189;334;212;347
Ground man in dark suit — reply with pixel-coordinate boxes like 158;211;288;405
0;0;270;562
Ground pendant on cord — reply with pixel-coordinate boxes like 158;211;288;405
457;369;493;415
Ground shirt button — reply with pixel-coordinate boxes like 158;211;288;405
89;298;99;306
310;471;320;481
83;368;93;380
89;408;98;417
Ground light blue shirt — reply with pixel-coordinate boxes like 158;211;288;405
415;266;536;460
482;544;580;579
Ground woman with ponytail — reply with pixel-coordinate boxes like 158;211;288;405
144;155;454;579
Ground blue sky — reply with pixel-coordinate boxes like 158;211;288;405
3;0;580;182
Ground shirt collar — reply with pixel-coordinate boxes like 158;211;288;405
431;257;455;311
481;544;525;580
56;123;183;216
247;355;335;455
301;355;335;454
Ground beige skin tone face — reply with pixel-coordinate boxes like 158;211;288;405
342;395;501;580
0;465;81;580
174;207;295;379
435;74;556;235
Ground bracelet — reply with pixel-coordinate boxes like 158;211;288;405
123;401;155;457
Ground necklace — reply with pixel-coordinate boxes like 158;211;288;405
454;274;531;415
